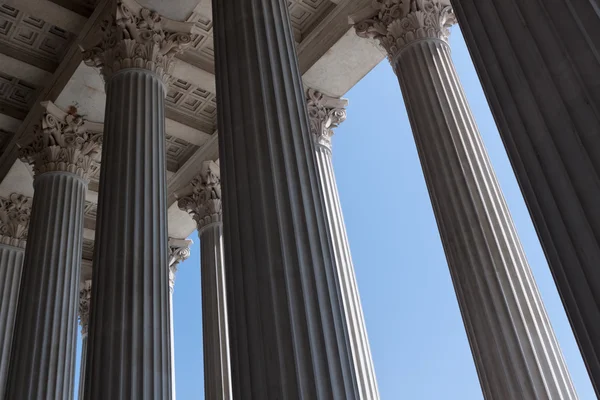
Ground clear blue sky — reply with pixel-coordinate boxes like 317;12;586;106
75;27;596;399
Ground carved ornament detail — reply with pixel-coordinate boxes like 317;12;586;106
19;103;102;181
0;193;32;249
79;280;92;336
177;161;222;232
82;0;197;84
352;0;456;61
306;88;347;151
168;239;192;290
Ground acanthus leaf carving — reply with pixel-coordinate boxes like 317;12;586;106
168;238;192;290
0;193;32;249
19;103;102;181
352;0;456;61
306;88;347;151
82;0;197;84
177;161;222;232
79;280;92;336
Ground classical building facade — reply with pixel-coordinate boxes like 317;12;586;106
0;0;597;399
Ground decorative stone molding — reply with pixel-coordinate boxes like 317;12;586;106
19;102;102;181
306;88;348;151
177;161;222;232
82;0;199;84
79;280;92;336
351;0;456;61
0;193;32;249
168;238;192;289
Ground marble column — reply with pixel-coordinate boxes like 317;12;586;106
449;1;600;393
81;1;195;398
352;2;577;399
5;101;100;399
212;0;358;397
167;238;192;400
178;161;231;400
78;280;92;400
0;193;30;399
306;89;380;400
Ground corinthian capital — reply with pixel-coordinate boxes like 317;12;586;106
79;280;92;336
306;88;347;151
82;0;198;84
19;102;102;181
351;0;456;61
0;193;32;249
168;238;192;290
177;161;222;232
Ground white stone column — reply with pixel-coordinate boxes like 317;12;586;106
0;194;30;399
306;89;380;400
212;0;358;396
449;1;600;393
81;1;195;398
5;102;100;399
353;2;577;399
78;280;92;400
167;238;192;400
178;161;231;400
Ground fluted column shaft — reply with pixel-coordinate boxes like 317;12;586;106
213;0;358;397
395;37;576;398
5;172;87;399
199;223;231;400
77;280;91;400
0;244;24;398
450;0;600;393
84;69;171;399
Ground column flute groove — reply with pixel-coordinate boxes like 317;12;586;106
213;0;359;397
352;1;577;398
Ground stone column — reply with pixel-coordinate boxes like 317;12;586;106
167;238;192;400
0;193;30;399
449;1;600;393
352;2;577;399
78;280;92;400
81;1;195;398
5;102;100;399
178;161;231;400
306;89;380;400
212;0;358;396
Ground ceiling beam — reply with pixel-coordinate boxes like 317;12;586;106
0;54;53;86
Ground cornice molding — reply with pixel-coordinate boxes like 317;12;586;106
18;101;102;181
79;280;92;336
177;160;222;232
351;0;456;61
82;0;199;85
306;88;347;151
0;193;32;249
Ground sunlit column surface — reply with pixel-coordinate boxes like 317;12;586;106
306;89;380;400
352;1;577;399
5;102;99;399
212;0;359;396
450;0;600;393
178;161;232;400
78;280;92;400
0;194;30;399
81;1;196;398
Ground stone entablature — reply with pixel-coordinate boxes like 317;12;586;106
0;193;32;249
177;160;222;232
19;102;102;181
306;88;347;151
352;0;456;61
82;0;199;85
